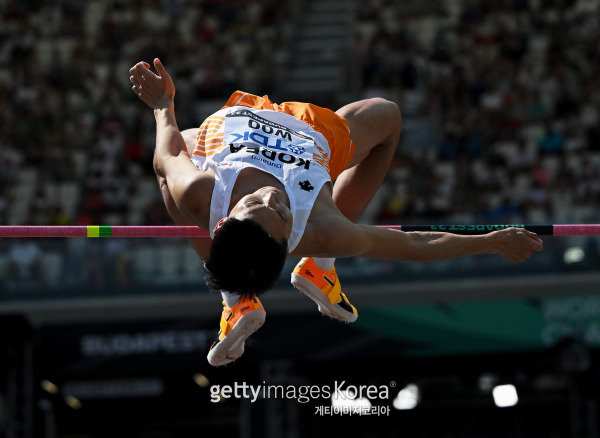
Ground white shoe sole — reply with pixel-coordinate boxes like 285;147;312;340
291;273;357;323
207;309;266;366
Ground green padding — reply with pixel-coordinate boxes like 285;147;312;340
354;299;545;357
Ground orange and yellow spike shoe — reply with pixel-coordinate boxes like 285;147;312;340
291;257;357;323
207;295;266;366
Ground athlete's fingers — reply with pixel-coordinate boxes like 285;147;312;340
519;229;544;250
153;58;170;79
504;227;543;251
133;61;160;84
130;62;147;75
522;228;543;242
130;67;147;84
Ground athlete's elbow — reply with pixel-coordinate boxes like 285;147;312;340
170;177;201;220
152;150;164;178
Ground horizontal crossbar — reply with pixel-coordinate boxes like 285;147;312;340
0;224;598;237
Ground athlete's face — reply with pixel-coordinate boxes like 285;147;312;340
227;186;293;244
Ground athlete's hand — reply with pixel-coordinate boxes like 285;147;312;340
129;58;175;110
489;227;544;263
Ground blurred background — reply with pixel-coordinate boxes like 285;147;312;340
2;0;600;436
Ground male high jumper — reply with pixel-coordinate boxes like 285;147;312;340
130;59;543;366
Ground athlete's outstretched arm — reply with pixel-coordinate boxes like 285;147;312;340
130;59;189;178
313;214;543;264
129;59;210;228
359;225;542;263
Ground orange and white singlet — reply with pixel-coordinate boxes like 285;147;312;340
190;91;355;252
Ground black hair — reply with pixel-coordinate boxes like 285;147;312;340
204;218;288;298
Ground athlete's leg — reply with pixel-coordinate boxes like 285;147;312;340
291;99;401;322
333;98;402;222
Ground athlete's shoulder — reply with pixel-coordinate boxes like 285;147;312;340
290;185;349;256
292;213;360;257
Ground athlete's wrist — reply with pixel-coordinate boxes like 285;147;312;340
482;232;500;255
153;100;174;112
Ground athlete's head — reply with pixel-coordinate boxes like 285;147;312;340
204;217;288;298
228;186;293;242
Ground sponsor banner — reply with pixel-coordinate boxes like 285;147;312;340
38;294;600;377
39;319;215;376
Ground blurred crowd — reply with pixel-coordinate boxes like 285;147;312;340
355;0;600;227
2;0;600;286
0;0;293;229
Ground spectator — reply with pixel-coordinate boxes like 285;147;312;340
4;240;45;285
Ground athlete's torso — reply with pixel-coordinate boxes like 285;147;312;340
191;106;334;252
